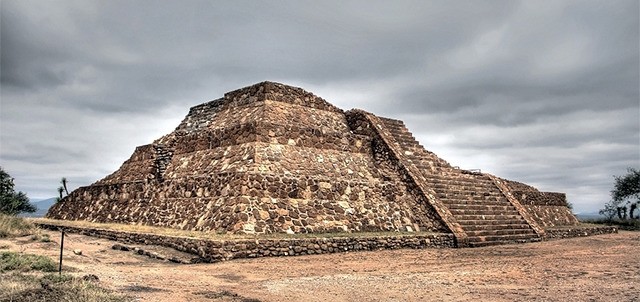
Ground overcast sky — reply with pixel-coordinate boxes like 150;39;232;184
1;0;638;214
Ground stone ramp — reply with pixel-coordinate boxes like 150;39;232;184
375;116;541;247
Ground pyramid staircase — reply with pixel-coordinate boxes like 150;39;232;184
351;110;543;247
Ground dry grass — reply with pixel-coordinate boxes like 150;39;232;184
0;273;40;298
31;218;438;241
0;214;36;238
0;250;129;301
0;273;131;302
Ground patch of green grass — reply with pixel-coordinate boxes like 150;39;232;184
0;251;57;272
0;214;35;238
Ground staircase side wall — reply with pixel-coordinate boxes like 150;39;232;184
512;191;579;227
346;110;462;242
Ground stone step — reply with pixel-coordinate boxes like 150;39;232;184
397;138;417;144
439;198;507;206
439;198;509;206
381;118;404;126
385;124;406;130
465;228;534;237
442;196;501;203
456;214;523;221
467;236;542;248
424;175;494;185
418;163;451;171
449;208;520;216
390;132;410;139
446;204;517;211
388;127;409;133
388;129;409;136
422;169;492;179
432;187;499;195
384;125;406;132
423;175;495;186
433;187;502;196
435;189;503;198
436;190;500;197
456;219;527;226
404;145;432;153
389;129;411;135
424;174;491;181
436;191;504;199
462;223;533;232
431;185;501;194
433;189;500;197
394;131;414;136
466;233;540;244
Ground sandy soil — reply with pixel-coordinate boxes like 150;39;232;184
1;230;638;302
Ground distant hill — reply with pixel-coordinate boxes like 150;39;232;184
20;197;57;218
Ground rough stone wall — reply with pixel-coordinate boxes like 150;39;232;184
504;180;579;227
544;226;617;240
514;191;567;206
225;81;343;113
96;144;156;185
36;223;456;262
48;82;450;235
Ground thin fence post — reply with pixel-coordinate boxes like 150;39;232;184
59;229;64;275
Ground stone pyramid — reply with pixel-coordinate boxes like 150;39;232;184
47;81;578;246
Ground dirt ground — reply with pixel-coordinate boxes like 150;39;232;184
1;230;638;302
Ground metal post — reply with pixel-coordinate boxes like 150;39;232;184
59;230;64;275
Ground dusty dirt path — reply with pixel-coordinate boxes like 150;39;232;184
1;230;638;302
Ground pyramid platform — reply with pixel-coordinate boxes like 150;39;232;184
47;82;578;247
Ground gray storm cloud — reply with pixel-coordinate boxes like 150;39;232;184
1;0;638;214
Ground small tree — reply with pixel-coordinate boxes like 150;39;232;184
55;177;70;203
57;187;64;200
0;167;36;215
600;168;640;220
599;201;618;221
61;177;69;195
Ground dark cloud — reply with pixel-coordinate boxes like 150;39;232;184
0;0;638;214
